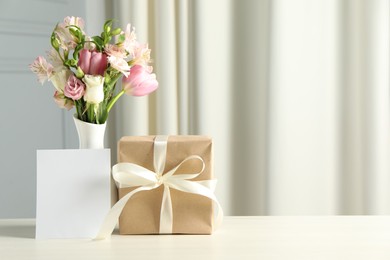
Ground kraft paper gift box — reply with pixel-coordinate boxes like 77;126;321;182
117;135;214;234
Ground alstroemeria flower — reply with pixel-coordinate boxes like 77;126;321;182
49;69;72;93
108;56;130;77
54;16;85;51
122;65;158;96
131;43;151;67
83;75;105;104
46;49;64;72
54;91;74;110
123;23;137;55
62;16;85;30
29;56;54;84
105;44;127;59
78;49;108;76
64;75;85;100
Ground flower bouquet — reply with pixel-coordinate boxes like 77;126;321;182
30;16;158;125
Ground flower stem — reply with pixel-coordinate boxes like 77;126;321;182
107;89;125;113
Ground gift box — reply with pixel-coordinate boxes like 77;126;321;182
117;135;214;234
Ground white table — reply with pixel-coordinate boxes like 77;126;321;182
1;216;390;259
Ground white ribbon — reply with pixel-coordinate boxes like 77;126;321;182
94;135;223;240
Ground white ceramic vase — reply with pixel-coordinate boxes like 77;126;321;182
73;115;106;149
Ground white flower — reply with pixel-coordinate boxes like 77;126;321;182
108;56;130;77
49;69;72;92
46;49;64;72
83;75;105;104
123;24;137;55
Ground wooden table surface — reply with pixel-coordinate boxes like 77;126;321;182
1;216;390;259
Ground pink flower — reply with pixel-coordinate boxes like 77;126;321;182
29;56;54;84
55;17;85;50
62;16;85;30
53;91;74;110
108;56;130;77
122;65;158;96
132;43;151;67
105;44;127;59
78;49;108;76
123;24;137;54
64;75;85;100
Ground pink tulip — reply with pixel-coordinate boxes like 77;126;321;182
122;65;158;96
78;49;107;76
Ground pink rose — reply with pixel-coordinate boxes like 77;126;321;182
53;91;74;110
64;75;85;100
122;65;158;96
78;49;108;76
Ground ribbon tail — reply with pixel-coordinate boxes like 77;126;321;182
193;180;222;230
212;199;224;232
159;184;173;234
167;179;224;233
94;185;156;240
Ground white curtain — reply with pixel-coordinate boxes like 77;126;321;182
106;0;390;215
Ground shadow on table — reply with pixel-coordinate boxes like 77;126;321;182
0;225;35;239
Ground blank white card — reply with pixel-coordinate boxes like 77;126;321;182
36;149;111;239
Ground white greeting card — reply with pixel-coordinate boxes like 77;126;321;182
36;149;111;239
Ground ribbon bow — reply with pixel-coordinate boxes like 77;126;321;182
95;136;223;239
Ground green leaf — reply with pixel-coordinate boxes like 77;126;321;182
87;103;95;123
104;36;112;45
69;27;80;39
50;31;60;50
64;60;72;67
99;108;108;124
64;59;77;68
110;28;122;36
104;74;111;84
67;25;82;31
73;43;84;59
92;36;103;47
104;20;113;32
117;34;125;44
